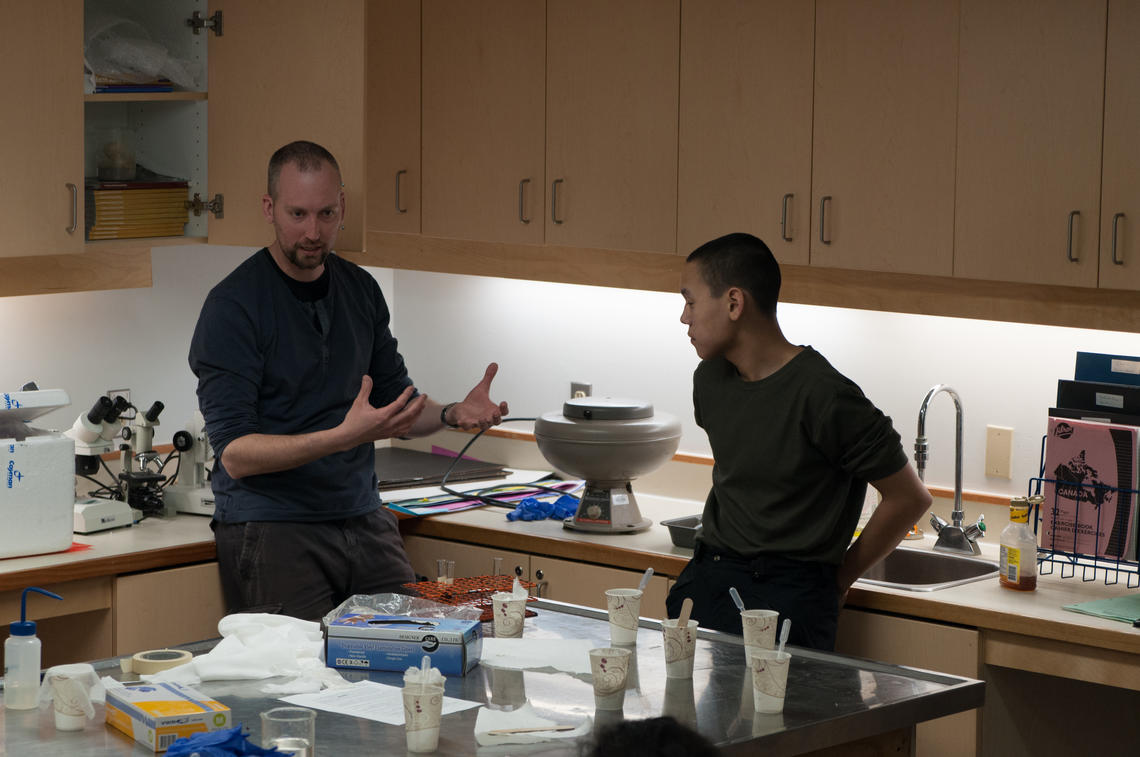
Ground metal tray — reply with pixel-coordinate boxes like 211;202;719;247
661;514;702;548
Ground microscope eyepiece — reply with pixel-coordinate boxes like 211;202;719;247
86;396;113;424
144;401;165;423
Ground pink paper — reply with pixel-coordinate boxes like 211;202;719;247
1041;417;1138;559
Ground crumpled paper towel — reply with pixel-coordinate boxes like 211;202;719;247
403;663;446;689
474;702;590;746
141;613;348;693
38;663;105;719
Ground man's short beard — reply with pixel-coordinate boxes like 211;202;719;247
284;244;329;270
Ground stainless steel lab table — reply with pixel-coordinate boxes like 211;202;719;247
0;599;984;756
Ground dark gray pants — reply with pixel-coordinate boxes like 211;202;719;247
212;507;415;622
666;543;840;651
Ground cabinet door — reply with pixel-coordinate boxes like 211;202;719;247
207;0;365;250
421;0;545;244
113;563;225;655
678;0;813;264
1098;0;1140;290
367;0;421;235
810;0;958;276
4;0;84;257
546;0;679;253
529;555;669;619
402;535;531;583
954;0;1106;287
836;608;981;757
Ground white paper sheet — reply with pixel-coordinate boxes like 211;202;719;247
479;638;598;675
279;680;480;725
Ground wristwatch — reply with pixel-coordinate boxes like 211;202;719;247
440;402;459;428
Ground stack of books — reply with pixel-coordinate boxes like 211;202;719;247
85;174;189;241
93;75;174;94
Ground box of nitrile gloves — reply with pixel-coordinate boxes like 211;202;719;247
325;614;482;675
104;681;231;752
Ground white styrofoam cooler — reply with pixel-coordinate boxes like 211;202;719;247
1;389;75;559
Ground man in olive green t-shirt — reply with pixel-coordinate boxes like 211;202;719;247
666;233;931;650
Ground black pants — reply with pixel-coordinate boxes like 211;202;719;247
212;507;415;622
665;544;840;651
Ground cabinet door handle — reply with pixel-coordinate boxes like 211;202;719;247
66;183;78;234
514;565;524;578
518;178;531;224
395;169;408;214
819;195;832;245
1067;210;1080;262
551;179;564;225
1112;212;1126;265
532;569;547;597
781;193;794;242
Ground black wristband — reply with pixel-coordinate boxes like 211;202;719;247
440;402;459;428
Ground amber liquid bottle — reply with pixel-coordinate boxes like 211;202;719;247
999;498;1038;591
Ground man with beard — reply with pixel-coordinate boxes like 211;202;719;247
189;140;508;620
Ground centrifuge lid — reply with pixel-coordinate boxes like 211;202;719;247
561;397;653;421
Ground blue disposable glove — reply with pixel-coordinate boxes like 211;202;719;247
506;495;579;522
165;724;281;756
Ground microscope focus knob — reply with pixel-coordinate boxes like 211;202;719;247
172;430;195;452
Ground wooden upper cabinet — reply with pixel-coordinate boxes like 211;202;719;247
367;0;421;236
4;0;83;258
810;0;959;276
546;0;680;254
677;0;813;263
207;0;365;251
421;0;545;244
1099;0;1140;290
954;0;1106;287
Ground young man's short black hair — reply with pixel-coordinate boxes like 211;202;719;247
267;140;341;199
686;232;781;317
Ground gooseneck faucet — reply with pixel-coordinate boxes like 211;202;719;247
916;384;985;556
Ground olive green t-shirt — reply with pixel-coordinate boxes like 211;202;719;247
694;347;907;564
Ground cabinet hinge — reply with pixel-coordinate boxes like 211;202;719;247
187;193;224;219
186;10;223;36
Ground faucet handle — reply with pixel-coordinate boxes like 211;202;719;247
929;512;948;533
964;514;986;541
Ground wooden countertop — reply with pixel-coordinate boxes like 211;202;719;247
399;494;1140;661
0;515;216;592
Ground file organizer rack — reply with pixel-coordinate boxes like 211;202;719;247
1029;435;1140;588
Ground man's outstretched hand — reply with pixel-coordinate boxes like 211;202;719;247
448;363;509;431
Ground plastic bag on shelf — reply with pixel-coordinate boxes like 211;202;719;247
84;12;198;91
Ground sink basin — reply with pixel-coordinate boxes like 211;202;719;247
857;546;1000;592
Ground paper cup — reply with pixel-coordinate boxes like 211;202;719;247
46;672;91;731
403;683;445;753
662;618;698;679
491;591;527;638
260;706;316;756
605;588;643;644
589;647;632;710
750;649;791;714
741;608;780;663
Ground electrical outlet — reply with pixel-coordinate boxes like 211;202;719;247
107;388;130;409
985;425;1014;479
570;381;592;399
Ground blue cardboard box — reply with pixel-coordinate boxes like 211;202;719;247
325;614;482;676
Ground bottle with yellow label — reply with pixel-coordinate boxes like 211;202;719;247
999;497;1038;591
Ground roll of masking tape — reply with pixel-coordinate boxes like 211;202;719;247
121;649;192;675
